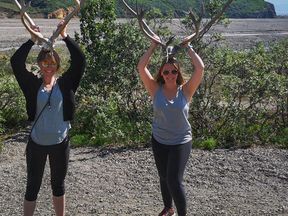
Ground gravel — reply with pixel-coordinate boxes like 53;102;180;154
0;131;288;216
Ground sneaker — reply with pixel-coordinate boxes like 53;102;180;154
158;207;176;216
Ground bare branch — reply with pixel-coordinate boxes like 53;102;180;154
180;0;234;45
199;0;234;37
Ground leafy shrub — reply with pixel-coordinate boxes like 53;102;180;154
0;53;27;132
271;128;288;148
73;0;158;146
189;39;288;148
71;93;151;147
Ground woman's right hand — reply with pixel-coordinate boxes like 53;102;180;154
30;25;40;43
150;34;161;47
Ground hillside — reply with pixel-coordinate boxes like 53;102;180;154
0;0;74;18
0;0;276;18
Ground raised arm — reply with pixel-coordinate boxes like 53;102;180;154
10;40;34;80
137;40;160;98
10;26;40;91
59;21;86;92
182;44;205;102
62;36;86;91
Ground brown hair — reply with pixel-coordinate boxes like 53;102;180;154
37;49;61;69
155;57;184;85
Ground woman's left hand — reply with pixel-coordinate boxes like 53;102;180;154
57;20;68;39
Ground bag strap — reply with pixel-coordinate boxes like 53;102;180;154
30;82;55;134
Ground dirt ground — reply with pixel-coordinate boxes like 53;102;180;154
0;18;288;51
0;132;288;215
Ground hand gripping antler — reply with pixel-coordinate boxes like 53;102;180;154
14;0;85;51
122;0;234;60
121;0;199;60
49;0;85;46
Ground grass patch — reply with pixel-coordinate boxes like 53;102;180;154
194;138;218;150
0;2;18;11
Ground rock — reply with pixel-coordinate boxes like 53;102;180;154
47;7;77;19
48;8;68;19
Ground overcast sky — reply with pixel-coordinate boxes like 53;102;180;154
266;0;288;15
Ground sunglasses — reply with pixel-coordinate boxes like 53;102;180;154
163;70;178;75
42;63;57;68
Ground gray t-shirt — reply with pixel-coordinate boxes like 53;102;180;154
31;82;71;145
152;86;192;145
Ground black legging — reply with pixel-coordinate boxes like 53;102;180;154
25;137;70;201
152;136;192;216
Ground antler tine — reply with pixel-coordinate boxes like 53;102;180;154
179;10;200;46
49;0;84;46
137;9;166;47
14;0;49;46
14;0;35;26
122;0;165;46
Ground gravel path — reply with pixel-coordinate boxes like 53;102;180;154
0;132;288;216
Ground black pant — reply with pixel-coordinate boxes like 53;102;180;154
152;136;192;216
25;137;70;201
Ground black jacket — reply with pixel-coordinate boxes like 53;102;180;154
10;36;85;121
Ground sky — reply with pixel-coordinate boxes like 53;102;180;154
266;0;288;15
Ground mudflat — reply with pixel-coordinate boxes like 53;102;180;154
0;18;288;51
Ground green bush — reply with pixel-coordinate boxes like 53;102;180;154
73;0;157;146
189;39;288;148
272;128;288;148
71;93;151;147
0;53;27;132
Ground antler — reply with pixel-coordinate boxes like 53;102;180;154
121;0;167;47
14;0;85;51
122;0;234;60
178;10;200;46
14;0;49;46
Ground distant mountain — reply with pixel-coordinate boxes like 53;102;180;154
117;0;276;18
226;0;276;18
0;0;74;18
0;0;276;19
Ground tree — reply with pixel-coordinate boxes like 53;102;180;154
73;0;155;146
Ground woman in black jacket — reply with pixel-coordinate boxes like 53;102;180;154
10;21;85;216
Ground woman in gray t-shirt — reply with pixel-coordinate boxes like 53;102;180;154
137;35;204;216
